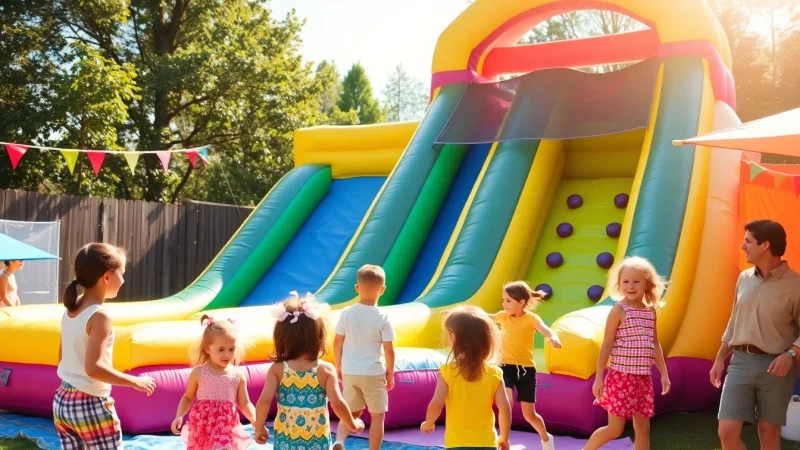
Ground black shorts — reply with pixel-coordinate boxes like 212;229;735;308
501;364;537;403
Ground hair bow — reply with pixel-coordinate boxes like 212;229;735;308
270;291;329;323
202;316;236;327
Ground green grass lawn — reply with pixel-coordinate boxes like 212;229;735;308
0;411;798;449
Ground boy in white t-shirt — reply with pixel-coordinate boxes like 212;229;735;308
333;264;395;450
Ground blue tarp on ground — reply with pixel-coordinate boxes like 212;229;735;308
0;233;59;261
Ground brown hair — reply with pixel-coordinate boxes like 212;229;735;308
191;315;244;366
444;306;501;382
503;280;545;309
63;243;126;312
357;264;386;285
745;219;787;257
606;256;666;308
271;296;328;362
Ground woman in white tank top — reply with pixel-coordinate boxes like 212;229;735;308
53;244;156;450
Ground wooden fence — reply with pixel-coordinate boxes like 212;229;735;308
0;190;254;301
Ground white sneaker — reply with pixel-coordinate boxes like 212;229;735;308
541;433;555;450
332;442;344;450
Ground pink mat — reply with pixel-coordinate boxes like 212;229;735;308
325;421;634;449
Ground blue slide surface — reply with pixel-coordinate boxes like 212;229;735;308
395;143;492;303
240;177;385;306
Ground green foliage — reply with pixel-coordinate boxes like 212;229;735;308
0;0;341;204
338;63;386;124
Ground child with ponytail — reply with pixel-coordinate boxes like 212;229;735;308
54;243;156;449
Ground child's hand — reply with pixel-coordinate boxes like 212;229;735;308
420;420;435;434
255;424;269;445
133;375;156;396
661;373;671;395
497;437;510;450
592;378;604;399
170;416;182;435
351;418;365;433
547;333;562;349
386;372;395;392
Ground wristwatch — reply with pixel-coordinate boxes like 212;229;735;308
786;348;797;359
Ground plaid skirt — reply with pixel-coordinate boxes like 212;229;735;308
53;382;123;449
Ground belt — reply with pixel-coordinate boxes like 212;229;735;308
732;344;777;356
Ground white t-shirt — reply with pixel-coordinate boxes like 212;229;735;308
336;303;395;376
57;305;114;397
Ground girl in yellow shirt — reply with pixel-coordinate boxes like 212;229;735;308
491;281;562;450
421;305;511;449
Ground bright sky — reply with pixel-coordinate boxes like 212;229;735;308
269;0;470;97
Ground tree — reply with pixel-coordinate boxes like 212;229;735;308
383;64;429;122
0;0;331;204
338;63;386;124
315;61;358;125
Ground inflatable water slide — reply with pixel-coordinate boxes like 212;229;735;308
0;0;747;436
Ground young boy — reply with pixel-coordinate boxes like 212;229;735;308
0;260;23;307
334;264;396;450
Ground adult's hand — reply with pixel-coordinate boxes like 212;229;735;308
767;353;794;377
709;360;724;388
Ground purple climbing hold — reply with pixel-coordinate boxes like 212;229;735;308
596;252;614;269
614;193;630;209
534;284;553;300
567;194;583;209
556;222;574;238
606;222;622;238
546;252;564;268
587;285;604;302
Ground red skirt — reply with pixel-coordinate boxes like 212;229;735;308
593;369;654;418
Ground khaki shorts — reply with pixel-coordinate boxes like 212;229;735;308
342;374;388;414
718;350;796;426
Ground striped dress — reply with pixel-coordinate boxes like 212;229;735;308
609;301;655;375
273;361;331;450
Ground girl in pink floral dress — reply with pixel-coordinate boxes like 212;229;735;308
171;315;255;450
584;256;671;450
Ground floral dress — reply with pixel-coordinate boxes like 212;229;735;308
181;365;251;450
273;361;331;450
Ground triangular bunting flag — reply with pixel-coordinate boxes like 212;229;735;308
197;147;210;165
749;163;763;181
186;150;198;168
61;150;79;174
795;176;800;197
87;151;106;177
156;151;171;174
5;144;28;170
774;173;786;190
123;152;140;175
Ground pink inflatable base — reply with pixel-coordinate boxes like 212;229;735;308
0;357;720;435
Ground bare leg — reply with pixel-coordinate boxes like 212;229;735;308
368;412;385;450
519;401;550;441
718;419;746;450
631;416;650;450
583;413;625;450
756;421;782;450
334;410;362;447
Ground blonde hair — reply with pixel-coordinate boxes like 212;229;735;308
503;280;546;310
605;256;666;308
190;314;244;366
443;306;501;382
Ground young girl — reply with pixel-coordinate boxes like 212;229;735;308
421;305;512;450
584;256;671;450
171;315;255;450
491;281;562;450
0;260;23;307
54;243;156;449
254;294;364;449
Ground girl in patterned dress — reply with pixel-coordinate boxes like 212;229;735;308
171;315;255;450
254;293;364;449
584;256;671;450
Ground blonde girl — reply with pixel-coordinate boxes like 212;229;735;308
171;315;255;450
422;305;512;450
584;256;671;450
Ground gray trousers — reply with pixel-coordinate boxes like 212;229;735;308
718;350;796;425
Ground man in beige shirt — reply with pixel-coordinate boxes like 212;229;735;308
711;220;800;450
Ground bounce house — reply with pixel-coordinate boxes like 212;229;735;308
0;0;755;437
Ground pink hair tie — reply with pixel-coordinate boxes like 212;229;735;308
202;316;215;326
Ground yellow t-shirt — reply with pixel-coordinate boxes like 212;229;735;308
440;361;503;448
494;311;541;367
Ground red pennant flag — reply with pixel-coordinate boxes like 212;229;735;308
156;151;171;174
5;144;28;170
87;151;106;177
186;150;198;168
